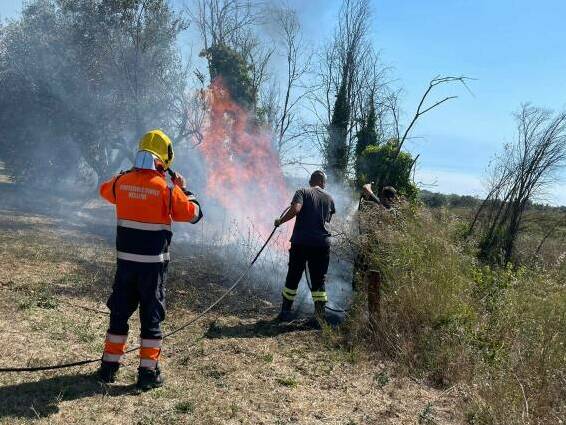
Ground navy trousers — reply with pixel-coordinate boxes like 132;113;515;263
284;243;330;295
107;260;167;339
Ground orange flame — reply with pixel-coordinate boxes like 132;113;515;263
197;78;291;239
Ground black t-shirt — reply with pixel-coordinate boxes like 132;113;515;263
290;186;336;247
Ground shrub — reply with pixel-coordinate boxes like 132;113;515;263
357;142;419;201
343;202;566;423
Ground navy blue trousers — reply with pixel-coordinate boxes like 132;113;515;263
107;260;167;339
284;243;330;294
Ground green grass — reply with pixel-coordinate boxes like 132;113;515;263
373;370;389;388
175;400;195;414
276;376;298;388
418;402;437;425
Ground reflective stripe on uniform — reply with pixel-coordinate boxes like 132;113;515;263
311;291;328;302
140;347;160;360
117;219;171;232
140;358;158;369
104;340;126;354
106;333;127;344
140;338;162;348
282;287;297;300
103;353;123;363
139;343;160;370
117;251;170;263
104;333;127;362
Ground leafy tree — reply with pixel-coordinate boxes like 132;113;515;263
200;43;256;111
357;140;418;200
0;0;188;186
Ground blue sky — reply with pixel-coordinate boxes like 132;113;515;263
3;0;566;204
287;0;566;205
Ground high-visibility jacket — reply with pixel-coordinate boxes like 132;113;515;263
100;169;202;263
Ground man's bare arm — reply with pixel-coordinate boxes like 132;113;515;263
275;203;302;227
362;183;381;204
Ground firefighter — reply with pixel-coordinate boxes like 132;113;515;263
361;183;397;209
97;129;202;390
274;170;336;323
352;183;397;291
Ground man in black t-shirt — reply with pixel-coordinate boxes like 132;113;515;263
274;170;336;322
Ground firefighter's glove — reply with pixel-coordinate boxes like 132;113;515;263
183;189;197;201
172;173;187;190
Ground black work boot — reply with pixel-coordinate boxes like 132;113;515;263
314;301;327;325
137;365;164;391
98;361;119;384
277;298;294;322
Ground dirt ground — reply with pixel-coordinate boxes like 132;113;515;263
0;201;465;424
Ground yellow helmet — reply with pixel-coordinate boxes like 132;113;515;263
138;129;174;170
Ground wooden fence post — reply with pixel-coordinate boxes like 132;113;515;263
366;269;382;329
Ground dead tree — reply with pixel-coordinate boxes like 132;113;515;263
189;0;271;98
475;104;566;264
190;0;256;51
268;5;310;165
376;75;472;188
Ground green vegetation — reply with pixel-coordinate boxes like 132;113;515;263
276;376;299;388
201;43;256;110
326;77;351;180
357;140;419;200
345;203;566;423
353;101;419;200
175;400;195;414
0;0;188;185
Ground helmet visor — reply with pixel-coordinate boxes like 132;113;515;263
134;151;158;170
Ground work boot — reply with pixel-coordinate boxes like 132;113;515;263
137;365;164;391
277;298;294;322
314;301;327;325
98;361;119;384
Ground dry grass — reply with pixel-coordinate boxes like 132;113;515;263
344;203;566;424
0;206;464;424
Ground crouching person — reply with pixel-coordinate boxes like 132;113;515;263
274;170;336;324
97;129;203;390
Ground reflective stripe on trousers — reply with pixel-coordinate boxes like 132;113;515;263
311;291;328;302
282;287;297;300
103;333;127;363
117;251;170;263
139;338;162;369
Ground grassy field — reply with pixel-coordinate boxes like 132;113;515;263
0;197;464;424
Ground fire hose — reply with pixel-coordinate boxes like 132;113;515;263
304;265;349;314
0;207;289;374
0;201;350;373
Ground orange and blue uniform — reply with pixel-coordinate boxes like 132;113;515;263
99;168;202;370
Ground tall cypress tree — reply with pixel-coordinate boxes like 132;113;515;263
355;98;377;184
326;76;350;181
